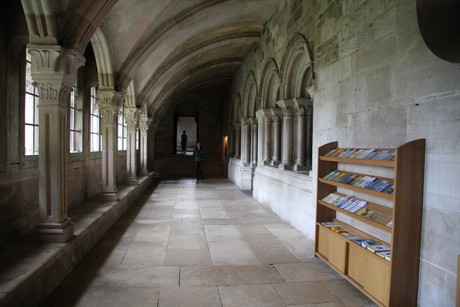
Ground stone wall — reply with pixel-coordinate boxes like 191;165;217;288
227;0;460;305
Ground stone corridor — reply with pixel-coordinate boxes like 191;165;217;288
41;179;374;306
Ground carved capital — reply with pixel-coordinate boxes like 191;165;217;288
28;44;85;88
124;107;139;127
139;115;149;133
36;82;72;107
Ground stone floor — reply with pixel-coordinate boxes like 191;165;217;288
41;179;375;307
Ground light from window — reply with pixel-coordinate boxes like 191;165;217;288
24;52;39;156
69;81;82;153
90;87;101;152
136;128;140;150
118;107;127;150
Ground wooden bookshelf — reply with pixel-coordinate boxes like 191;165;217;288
315;140;425;306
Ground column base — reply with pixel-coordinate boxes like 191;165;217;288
270;160;281;167
278;163;293;170
125;176;139;185
36;218;74;243
99;191;119;202
263;160;272;166
139;170;149;176
293;164;308;171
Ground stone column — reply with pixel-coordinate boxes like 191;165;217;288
251;118;258;166
293;98;313;170
28;45;85;242
271;113;282;166
98;89;121;201
138;114;149;175
234;122;241;159
277;100;295;170
256;110;264;166
241;118;251;166
263;114;272;165
124;106;138;184
295;107;306;169
305;103;313;169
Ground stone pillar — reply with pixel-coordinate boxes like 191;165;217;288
98;89;121;201
28;45;85;242
271;114;282;166
138;114;149;175
234;122;241;159
256;110;264;166
263;114;272;165
251;118;258;166
124;106;138;184
241;118;251;166
295;107;306;169
277;100;295;170
305;103;313;169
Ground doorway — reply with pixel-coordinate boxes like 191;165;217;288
176;116;197;155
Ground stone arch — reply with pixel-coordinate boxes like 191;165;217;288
260;59;281;109
280;34;314;99
242;72;258;118
90;26;115;89
124;81;137;107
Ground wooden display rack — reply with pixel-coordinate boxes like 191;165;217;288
315;139;425;306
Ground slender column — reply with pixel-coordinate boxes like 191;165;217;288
305;104;313;169
139;114;149;175
295;108;306;169
279;108;294;170
234;122;241;159
263;115;272;165
256;110;264;166
98;89;120;201
28;45;85;242
271;115;281;166
251;118;258;166
241;118;251;166
124;106;138;184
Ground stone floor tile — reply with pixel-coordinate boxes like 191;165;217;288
170;224;205;236
168;234;208;250
98;287;160;307
219;284;285;307
274;281;340;305
159;286;221;307
180;265;285;287
322;279;378;307
251;246;300;265
275;263;341;282
121;246;167;266
208;241;260;265
242;234;285;247
165;248;213;267
205;225;241;241
287;303;345;307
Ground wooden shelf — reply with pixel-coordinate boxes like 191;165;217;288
315;140;425;306
320;156;395;168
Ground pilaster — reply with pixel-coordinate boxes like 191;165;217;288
98;89;121;201
250;118;258;166
28;44;85;242
124;106;139;184
139;114;149;175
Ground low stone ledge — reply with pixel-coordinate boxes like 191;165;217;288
0;173;155;307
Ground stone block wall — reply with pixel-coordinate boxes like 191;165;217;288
228;0;460;305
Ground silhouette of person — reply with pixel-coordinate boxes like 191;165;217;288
180;131;187;154
193;142;203;180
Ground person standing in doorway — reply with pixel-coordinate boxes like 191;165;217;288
181;130;187;154
193;142;203;180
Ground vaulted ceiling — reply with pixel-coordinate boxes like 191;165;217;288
20;0;282;118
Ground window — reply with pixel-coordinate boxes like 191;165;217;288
90;86;101;152
117;107;127;150
24;52;39;156
136;127;140;150
69;80;82;153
